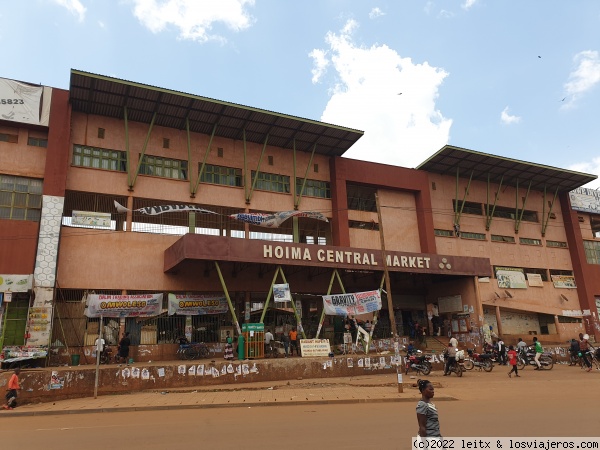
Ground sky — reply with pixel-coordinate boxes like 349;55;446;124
2;0;600;188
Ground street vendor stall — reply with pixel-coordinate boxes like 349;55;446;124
0;346;48;369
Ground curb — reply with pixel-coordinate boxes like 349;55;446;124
1;395;458;418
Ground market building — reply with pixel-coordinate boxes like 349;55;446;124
0;70;598;366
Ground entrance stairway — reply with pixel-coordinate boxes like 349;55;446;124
423;336;449;353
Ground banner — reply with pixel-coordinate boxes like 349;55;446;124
85;294;163;318
167;293;229;315
322;290;382;316
551;275;577;289
495;267;527;289
229;210;328;228
0;274;33;292
526;273;544;287
299;339;331;357
114;201;218;216
273;284;291;303
72;210;112;228
569;187;600;214
0;78;44;125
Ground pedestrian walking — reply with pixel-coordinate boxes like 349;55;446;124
281;331;290;357
118;332;131;365
507;345;519;378
532;337;543;370
416;379;442;441
289;328;299;356
224;331;234;360
497;339;507;365
2;367;21;410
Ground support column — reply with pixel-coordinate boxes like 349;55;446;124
495;306;503;337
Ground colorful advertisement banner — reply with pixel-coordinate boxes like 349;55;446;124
167;293;229;315
0;274;33;292
495;267;527;289
273;283;291;303
229;210;328;228
85;294;163;318
72;210;112;228
322;290;382;316
114;201;218;216
569;187;600;214
551;275;577;289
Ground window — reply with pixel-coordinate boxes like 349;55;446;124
492;206;538;222
162;138;170;149
558;316;582;324
217;147;224;158
591;215;600;238
549;269;574;277
73;145;127;172
452;200;483;215
97;128;105;139
251;171;290;193
434;229;454;237
0;133;18;143
27;137;48;148
583;240;600;265
140;155;188;180
547;240;567;248
491;234;515;243
519;237;542;246
268;156;274;166
200;164;242;187
314;164;319;173
524;268;548;281
0;174;43;221
460;231;486;240
296;179;331;199
349;220;379;231
347;184;376;212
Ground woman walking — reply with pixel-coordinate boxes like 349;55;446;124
416;379;442;441
224;331;234;360
507;345;520;377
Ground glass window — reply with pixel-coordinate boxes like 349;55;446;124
434;229;454;237
491;234;515;243
0;133;18;143
583;240;600;265
493;206;538;222
200;164;243;187
73;145;127;172
347;184;377;212
27;137;48;148
460;231;486;240
546;240;567;248
519;237;542;246
140;155;188;180
296;179;331;199
349;220;379;231
251;171;290;193
0;174;43;221
452;200;483;215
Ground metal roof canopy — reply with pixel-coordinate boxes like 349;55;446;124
418;145;597;192
69;69;364;157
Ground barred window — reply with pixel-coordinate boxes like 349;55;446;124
200;164;242;187
251;171;290;193
73;145;127;172
493;206;538;222
434;229;454;237
296;179;330;199
0;174;43;221
583;240;600;265
347;184;376;212
547;240;567;248
491;234;515;243
28;137;48;148
140;155;188;180
460;231;486;240
452;200;483;215
519;237;542;246
349;220;379;231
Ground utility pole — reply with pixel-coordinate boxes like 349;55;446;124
375;193;398;336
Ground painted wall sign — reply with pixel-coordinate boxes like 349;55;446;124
0;274;33;292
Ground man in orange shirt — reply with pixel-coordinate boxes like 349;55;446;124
2;367;21;410
289;329;299;357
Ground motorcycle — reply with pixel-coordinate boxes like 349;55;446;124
404;349;432;376
462;348;493;372
516;349;554;370
99;346;113;364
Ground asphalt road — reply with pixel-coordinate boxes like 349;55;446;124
1;364;596;449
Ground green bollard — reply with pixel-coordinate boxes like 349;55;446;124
238;334;245;360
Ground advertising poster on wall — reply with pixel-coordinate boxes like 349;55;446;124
569;187;600;214
273;284;291;303
85;294;162;318
438;295;463;313
0;78;50;126
526;273;544;287
167;293;228;315
322;290;382;316
551;275;577;289
495;267;527;289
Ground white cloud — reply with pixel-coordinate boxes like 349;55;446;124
369;7;385;19
424;2;434;15
461;0;478;11
132;0;255;43
500;106;521;125
562;50;600;108
53;0;86;22
310;20;452;169
569;158;600;189
309;49;329;84
438;10;455;19
98;20;105;28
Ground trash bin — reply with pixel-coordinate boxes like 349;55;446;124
71;354;80;366
237;334;245;360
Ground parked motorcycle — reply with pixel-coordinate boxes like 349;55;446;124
516;349;554;370
462;348;493;372
404;350;432;376
99;346;113;365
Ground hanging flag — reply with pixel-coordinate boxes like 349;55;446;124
229;210;328;228
114;201;218;216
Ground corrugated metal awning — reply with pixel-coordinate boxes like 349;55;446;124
69;70;364;157
418;145;596;192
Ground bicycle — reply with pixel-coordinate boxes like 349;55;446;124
177;342;210;360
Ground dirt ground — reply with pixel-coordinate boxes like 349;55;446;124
1;364;597;449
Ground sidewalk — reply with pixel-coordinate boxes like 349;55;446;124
1;373;455;417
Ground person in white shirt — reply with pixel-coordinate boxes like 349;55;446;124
94;336;106;353
449;336;458;348
264;329;274;355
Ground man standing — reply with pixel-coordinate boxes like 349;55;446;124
532;337;543;370
443;343;457;376
264;328;274;355
289;328;298;356
449;335;458;349
579;333;593;372
118;332;131;365
497;338;507;365
2;368;21;410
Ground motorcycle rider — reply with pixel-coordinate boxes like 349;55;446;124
569;339;580;366
532;337;543;370
516;338;528;364
579;333;593;372
443;343;457;376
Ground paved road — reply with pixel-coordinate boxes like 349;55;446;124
1;364;597;449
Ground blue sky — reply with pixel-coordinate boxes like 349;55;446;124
2;1;600;187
